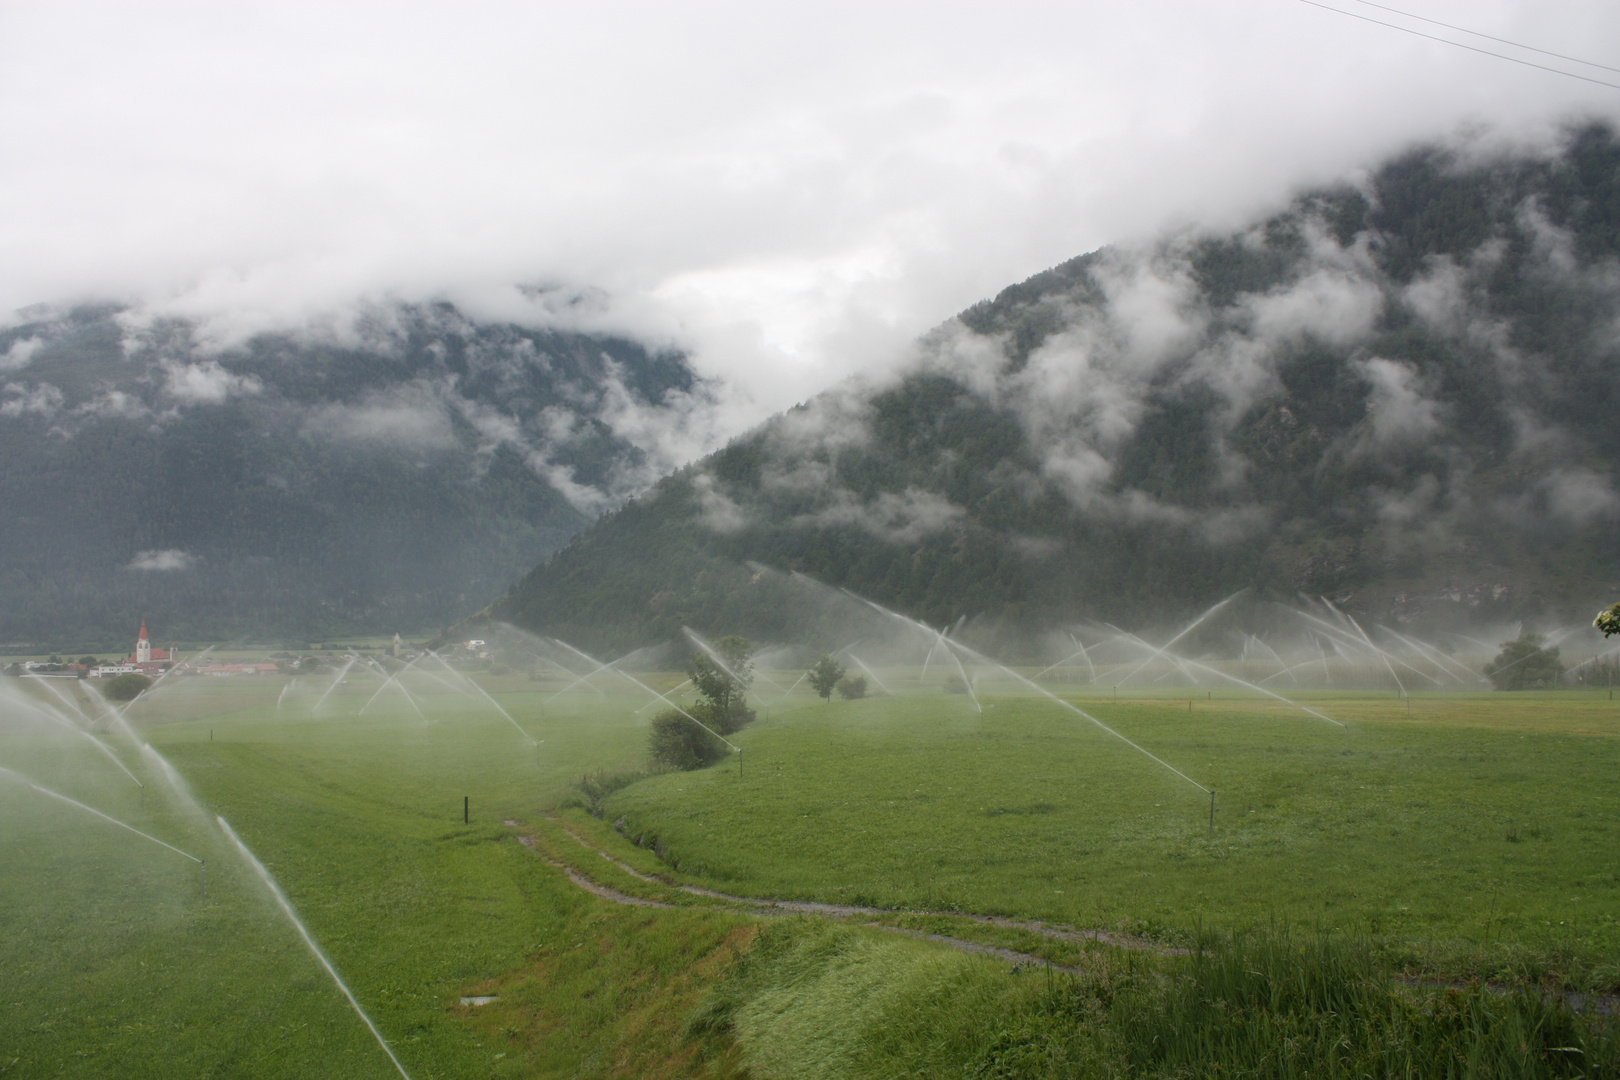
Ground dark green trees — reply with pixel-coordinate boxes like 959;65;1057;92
1483;634;1565;690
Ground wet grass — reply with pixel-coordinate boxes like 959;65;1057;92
0;680;750;1078
5;676;1620;1077
605;688;1620;987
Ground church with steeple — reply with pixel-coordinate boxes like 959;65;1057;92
125;619;173;674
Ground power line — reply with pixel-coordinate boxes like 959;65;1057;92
1347;0;1620;74
1346;0;1620;74
1295;0;1620;91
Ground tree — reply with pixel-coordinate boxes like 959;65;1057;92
688;636;755;734
77;656;98;668
1595;603;1620;637
101;673;153;702
1483;633;1565;690
648;708;728;770
835;674;868;700
808;654;846;701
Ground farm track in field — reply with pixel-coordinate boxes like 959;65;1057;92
509;817;1181;972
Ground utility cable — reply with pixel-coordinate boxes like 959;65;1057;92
1295;0;1620;91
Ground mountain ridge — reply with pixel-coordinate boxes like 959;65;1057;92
487;123;1620;655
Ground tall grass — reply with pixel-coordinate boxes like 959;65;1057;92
695;922;1619;1079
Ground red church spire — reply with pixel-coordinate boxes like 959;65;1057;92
138;618;149;641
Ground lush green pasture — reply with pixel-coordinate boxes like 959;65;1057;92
5;674;1620;1079
606;686;1620;978
0;676;750;1079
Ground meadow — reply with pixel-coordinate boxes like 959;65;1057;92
605;686;1620;983
2;670;1618;1078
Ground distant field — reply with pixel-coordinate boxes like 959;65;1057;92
3;672;1618;1077
605;684;1620;975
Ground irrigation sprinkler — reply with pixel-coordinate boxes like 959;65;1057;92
846;591;1214;817
0;765;201;889
217;816;412;1080
1112;591;1244;687
359;656;421;714
311;657;359;715
550;637;741;760
16;683;145;791
848;653;892;695
639;678;692;713
1108;626;1351;752
424;651;536;745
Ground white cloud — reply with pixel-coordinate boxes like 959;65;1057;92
160;358;263;403
303;387;457;449
0;336;42;372
0;381;64;417
0;0;1614;452
127;549;197;572
1353;357;1445;445
795;486;965;544
1540;467;1620;525
693;472;752;533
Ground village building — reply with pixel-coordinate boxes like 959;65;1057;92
117;619;175;676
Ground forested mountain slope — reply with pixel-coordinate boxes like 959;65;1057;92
491;124;1620;653
0;302;697;646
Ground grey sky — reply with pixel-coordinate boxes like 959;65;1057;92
3;0;1618;443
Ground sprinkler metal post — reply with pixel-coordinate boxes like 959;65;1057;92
463;796;468;824
201;859;206;900
1209;791;1215;837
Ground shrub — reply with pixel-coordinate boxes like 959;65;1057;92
648;708;729;771
836;674;868;700
100;673;153;702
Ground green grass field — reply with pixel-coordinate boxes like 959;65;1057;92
606;687;1620;982
3;673;1618;1078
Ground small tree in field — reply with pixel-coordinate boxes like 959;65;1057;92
688;635;755;734
808;655;845;701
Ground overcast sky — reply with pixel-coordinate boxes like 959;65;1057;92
3;0;1619;437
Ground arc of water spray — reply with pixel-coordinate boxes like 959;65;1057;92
551;639;738;752
639;678;691;713
310;657;359;715
847;653;892;695
930;626;1210;795
0;765;196;863
683;627;787;695
1379;627;1478;685
424;651;536;745
1289;606;1440;687
932;622;981;714
1113;592;1245;687
1109;627;1349;747
1322;599;1408;695
216;816;411;1080
773;641;863;704
21;678;146;789
359;657;426;718
546;651;632;702
116;644;220;720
